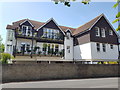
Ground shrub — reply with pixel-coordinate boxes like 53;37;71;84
0;53;13;64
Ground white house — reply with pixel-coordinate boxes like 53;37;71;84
5;14;119;62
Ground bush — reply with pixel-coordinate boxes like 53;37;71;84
0;53;13;64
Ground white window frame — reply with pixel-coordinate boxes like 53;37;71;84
109;30;113;35
101;28;106;37
22;25;32;36
95;27;100;37
43;28;59;39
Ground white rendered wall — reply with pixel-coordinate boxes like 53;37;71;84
91;42;119;61
74;43;92;60
64;36;73;60
5;29;16;55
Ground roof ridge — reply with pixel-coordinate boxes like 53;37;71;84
77;14;103;29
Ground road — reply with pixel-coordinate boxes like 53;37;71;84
2;78;118;88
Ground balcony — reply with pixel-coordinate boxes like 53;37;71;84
15;30;64;44
15;30;37;39
36;37;64;44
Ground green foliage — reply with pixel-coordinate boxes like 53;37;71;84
116;12;120;18
113;3;119;8
43;44;47;55
113;0;120;31
52;0;90;7
0;35;5;53
112;18;119;24
0;53;13;64
116;25;120;31
0;44;5;53
81;0;91;4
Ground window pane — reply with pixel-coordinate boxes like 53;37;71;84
96;43;100;52
101;28;106;37
95;27;100;36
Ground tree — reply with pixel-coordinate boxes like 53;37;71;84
112;0;120;31
0;35;5;53
52;0;90;7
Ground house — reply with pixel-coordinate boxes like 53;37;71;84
5;14;119;62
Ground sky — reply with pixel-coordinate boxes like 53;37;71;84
0;2;118;44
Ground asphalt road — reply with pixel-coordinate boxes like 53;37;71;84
2;78;118;88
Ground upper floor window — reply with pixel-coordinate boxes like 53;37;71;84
96;43;100;52
102;43;106;52
22;25;32;36
7;30;13;41
43;28;60;39
109;30;113;35
101;28;106;37
95;27;100;37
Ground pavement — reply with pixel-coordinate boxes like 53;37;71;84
2;77;119;88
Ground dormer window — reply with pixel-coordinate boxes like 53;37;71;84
101;28;106;37
95;27;100;37
109;30;113;35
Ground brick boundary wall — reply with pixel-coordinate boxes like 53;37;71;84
2;63;120;83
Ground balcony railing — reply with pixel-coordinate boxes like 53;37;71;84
15;30;64;44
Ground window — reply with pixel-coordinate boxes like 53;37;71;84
22;26;27;35
101;28;106;37
95;27;100;37
96;43;100;52
55;45;59;54
110;44;113;49
43;28;60;39
7;30;13;41
22;25;32;36
102;44;106;52
109;30;113;35
67;46;70;53
66;32;70;39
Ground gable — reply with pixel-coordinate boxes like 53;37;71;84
90;16;118;45
20;20;34;27
43;20;61;30
92;16;117;37
37;19;65;35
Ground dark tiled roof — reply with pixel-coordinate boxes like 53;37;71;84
73;14;103;35
6;14;104;35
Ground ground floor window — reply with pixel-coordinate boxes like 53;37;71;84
102;44;106;52
67;46;70;53
96;43;100;52
110;44;113;49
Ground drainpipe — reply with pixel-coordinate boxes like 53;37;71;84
31;29;34;58
73;37;75;63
